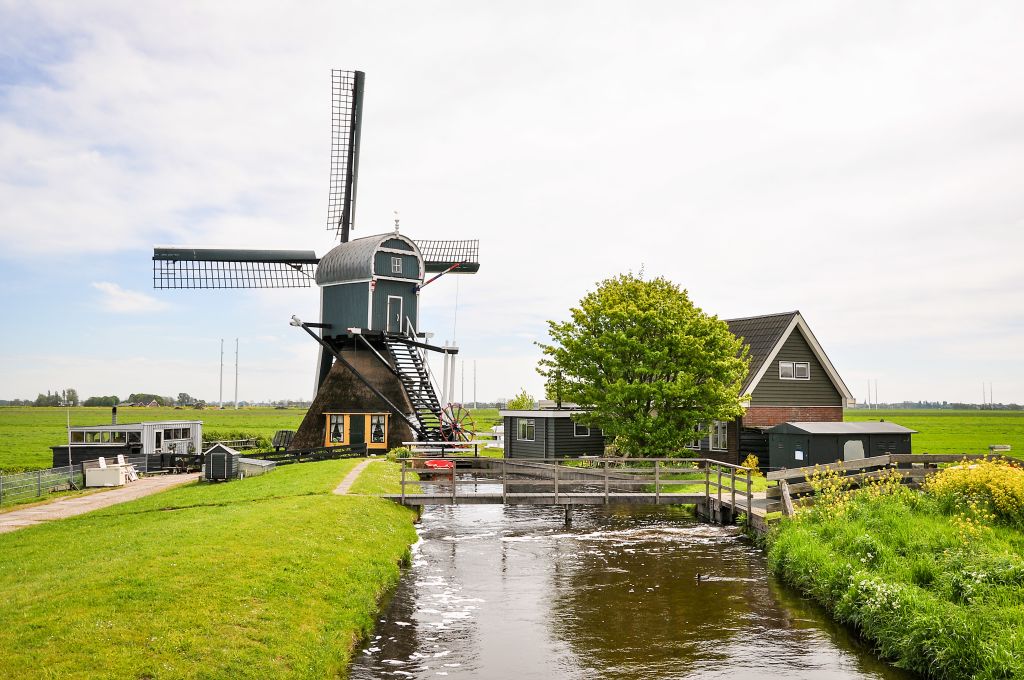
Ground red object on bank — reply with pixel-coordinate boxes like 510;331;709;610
424;459;455;471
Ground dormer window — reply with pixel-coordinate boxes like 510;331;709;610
780;361;810;380
391;257;402;274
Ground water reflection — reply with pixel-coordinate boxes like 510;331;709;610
349;504;912;679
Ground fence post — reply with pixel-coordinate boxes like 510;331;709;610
704;460;710;499
731;467;736;515
717;467;722;506
401;460;407;503
451;458;457;503
37;469;42;497
553;462;559;502
655;460;660;504
604;460;609;504
0;472;4;505
502;460;507;503
746;469;752;524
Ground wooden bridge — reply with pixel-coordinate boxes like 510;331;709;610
383;457;767;530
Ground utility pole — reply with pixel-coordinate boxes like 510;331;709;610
473;360;477;409
234;338;239;410
866;380;871;409
219;339;224;408
874;380;879;409
460;358;465;403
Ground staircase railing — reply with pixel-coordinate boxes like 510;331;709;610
403;315;444;403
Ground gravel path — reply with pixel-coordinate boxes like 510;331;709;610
0;473;201;534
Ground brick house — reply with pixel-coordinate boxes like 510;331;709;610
693;311;855;466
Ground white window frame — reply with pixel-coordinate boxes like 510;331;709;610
517;418;535;442
710;421;728;451
391;256;403;274
779;361;810;380
573;422;590;437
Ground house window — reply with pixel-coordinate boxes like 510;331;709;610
370;415;386;444
128;432;141;444
710;421;728;451
180;427;191;439
779;361;810;380
573;422;590;437
688;423;704;449
518;418;535;441
328;414;345;444
391;256;403;274
70;431;84;443
110;431;126;443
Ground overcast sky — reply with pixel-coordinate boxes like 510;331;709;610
1;1;1022;405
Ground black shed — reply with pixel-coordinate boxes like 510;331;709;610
767;421;916;469
499;406;606;459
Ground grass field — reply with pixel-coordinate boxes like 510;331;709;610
0;406;307;472
0;458;418;679
845;409;1023;457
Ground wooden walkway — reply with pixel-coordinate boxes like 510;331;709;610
0;472;200;534
382;457;768;530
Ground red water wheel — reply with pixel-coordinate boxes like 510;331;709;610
439;404;476;442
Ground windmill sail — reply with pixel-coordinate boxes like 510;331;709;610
327;70;365;243
415;239;481;273
152;247;318;289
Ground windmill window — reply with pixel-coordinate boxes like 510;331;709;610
573;423;590;437
370;415;386;444
391;257;403;274
328;414;345;444
518;418;535;442
779;361;810;380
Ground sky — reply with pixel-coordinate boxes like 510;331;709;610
1;1;1022;405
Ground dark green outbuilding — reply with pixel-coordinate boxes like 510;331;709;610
767;421;916;470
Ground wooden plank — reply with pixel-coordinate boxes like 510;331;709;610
889;454;1014;465
767;454;893;481
780;480;795;517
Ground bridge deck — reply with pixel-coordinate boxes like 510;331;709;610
381;492;713;506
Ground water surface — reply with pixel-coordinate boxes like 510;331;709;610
350;503;912;679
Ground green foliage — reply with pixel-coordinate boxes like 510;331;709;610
386;446;411;462
925;458;1024;528
82;395;120;407
0;460;419;678
537;273;749;457
506;389;535;410
767;480;1024;679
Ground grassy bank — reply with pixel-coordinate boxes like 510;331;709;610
0;458;418;679
766;462;1024;679
845;408;1024;458
0;406;308;472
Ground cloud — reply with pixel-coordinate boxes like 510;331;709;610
91;281;168;313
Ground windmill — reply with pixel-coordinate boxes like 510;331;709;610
152;70;480;448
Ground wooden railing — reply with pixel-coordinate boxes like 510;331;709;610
765;453;1018;515
397;457;758;523
247;443;368;465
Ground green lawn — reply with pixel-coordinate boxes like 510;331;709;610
767;470;1024;679
845;409;1024;457
0;459;418;679
0;406;308;472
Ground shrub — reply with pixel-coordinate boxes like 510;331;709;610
925;459;1024;528
386;446;411;462
740;454;762;475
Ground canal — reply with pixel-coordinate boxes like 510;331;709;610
349;503;912;679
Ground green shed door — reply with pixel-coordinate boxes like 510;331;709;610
350;416;365;445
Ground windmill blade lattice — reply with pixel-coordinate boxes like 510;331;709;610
327;70;365;243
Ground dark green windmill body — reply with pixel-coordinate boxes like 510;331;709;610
152;70;479;447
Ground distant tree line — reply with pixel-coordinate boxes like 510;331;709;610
0;390;206;407
852;401;1023;411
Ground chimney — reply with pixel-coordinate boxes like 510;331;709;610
111;406;118;425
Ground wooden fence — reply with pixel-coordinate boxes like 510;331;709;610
765;453;1018;516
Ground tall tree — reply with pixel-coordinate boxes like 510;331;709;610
537;273;749;457
506;389;535;410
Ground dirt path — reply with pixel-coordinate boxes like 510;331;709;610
0;473;200;534
333;458;380;495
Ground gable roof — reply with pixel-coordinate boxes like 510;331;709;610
726;311;855;405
